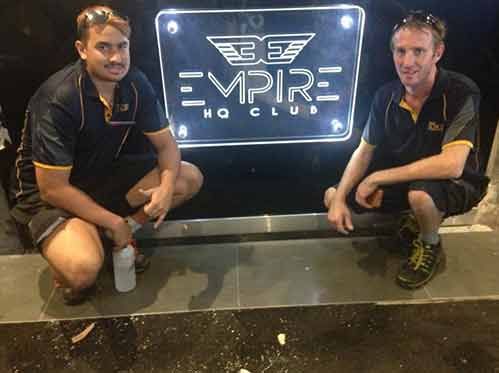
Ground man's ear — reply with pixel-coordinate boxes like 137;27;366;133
75;40;87;61
434;43;445;63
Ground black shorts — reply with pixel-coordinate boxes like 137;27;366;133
12;157;156;248
345;178;488;218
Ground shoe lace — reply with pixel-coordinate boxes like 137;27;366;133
408;239;436;272
399;214;419;235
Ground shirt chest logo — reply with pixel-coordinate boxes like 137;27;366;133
428;121;444;132
118;104;129;112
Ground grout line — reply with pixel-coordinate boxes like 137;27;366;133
38;286;56;321
235;246;241;308
423;286;433;299
4;294;499;325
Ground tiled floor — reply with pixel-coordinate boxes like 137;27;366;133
1;231;499;323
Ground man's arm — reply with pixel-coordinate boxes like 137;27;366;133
327;140;376;234
141;128;181;227
335;140;376;201
364;144;470;187
35;167;131;248
130;69;181;227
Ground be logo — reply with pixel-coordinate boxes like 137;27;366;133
155;6;365;147
206;34;315;66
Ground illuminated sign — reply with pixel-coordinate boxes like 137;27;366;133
155;6;365;147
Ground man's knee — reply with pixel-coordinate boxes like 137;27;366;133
42;218;104;290
64;257;103;290
177;162;203;199
408;189;436;211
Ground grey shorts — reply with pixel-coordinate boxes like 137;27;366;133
15;157;156;249
345;178;488;218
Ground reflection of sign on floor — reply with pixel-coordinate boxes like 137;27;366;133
155;6;365;147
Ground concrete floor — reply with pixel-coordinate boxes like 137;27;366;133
1;230;499;323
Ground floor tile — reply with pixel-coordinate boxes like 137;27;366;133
425;232;499;298
7;231;499;323
0;255;49;323
237;237;428;308
41;244;238;320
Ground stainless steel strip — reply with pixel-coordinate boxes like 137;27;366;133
137;210;480;240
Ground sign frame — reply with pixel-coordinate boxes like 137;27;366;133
155;5;366;148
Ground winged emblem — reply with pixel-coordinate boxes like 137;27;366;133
206;33;315;66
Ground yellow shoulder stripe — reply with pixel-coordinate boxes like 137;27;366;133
361;137;376;147
442;140;474;150
33;161;73;171
144;126;170;136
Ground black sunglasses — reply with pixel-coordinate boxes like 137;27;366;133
393;11;439;33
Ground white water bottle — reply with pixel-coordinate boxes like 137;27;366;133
113;244;136;292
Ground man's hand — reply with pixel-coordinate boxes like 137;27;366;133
107;217;132;250
140;187;173;229
325;187;354;235
328;200;354;235
356;177;383;209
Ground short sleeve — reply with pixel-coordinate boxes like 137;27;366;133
361;89;386;147
134;71;169;135
442;93;480;150
32;95;78;170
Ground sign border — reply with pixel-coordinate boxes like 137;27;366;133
154;5;366;148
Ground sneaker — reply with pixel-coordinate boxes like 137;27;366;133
396;239;443;289
129;239;150;274
396;214;420;256
54;281;97;306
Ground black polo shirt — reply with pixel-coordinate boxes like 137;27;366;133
12;60;168;210
362;68;485;186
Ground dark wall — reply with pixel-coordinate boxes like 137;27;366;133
1;0;498;219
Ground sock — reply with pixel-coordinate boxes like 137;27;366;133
420;232;440;245
125;216;142;234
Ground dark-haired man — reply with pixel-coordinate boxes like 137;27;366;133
324;11;488;289
10;5;203;304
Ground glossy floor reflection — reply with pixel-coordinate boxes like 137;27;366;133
2;231;499;323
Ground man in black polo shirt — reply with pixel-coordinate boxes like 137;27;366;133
324;11;489;289
10;5;203;304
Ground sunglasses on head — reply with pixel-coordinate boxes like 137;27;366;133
393;11;438;33
78;9;128;37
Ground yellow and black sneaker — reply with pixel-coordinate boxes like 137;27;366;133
396;214;420;256
396;239;443;289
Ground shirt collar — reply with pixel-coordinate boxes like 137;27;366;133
427;68;447;101
78;61;99;99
